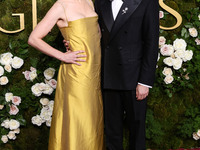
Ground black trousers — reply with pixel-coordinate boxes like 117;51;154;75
103;89;147;150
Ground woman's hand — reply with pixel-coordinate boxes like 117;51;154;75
60;50;87;66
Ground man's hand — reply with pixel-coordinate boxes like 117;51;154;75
136;84;149;101
63;39;70;52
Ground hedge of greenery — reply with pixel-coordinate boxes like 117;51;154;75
0;0;199;149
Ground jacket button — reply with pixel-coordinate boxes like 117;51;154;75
102;29;105;32
107;46;109;49
124;31;127;34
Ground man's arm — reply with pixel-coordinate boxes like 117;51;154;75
138;0;159;86
136;0;159;100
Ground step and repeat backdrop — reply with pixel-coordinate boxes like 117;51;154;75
0;0;200;149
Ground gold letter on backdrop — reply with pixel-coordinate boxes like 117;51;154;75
32;0;37;29
0;13;25;34
0;0;183;33
159;0;182;30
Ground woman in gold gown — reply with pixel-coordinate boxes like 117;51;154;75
28;0;104;149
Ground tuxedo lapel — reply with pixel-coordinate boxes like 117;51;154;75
100;0;114;32
109;0;142;41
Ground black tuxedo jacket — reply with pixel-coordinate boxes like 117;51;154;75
95;0;159;90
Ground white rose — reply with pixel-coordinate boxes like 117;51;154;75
40;108;51;121
163;57;174;67
22;71;30;80
30;66;36;72
193;132;200;140
43;84;54;95
174;50;185;59
38;82;46;91
11;56;24;69
164;75;174;84
9;104;19;115
9;119;20;130
198;14;200;21
32;115;43;126
0;105;4;110
182;50;193;62
0;52;13;65
0;76;9;85
48;100;54;111
0;66;4;76
13;128;20;134
159;11;164;19
44;68;55;80
23;67;37;81
160;44;174;56
173;39;187;51
41;106;51;114
29;70;37;81
159;36;166;46
46;118;52;127
5;93;13;102
172;57;183;70
1;135;8;143
197;129;200;137
1;119;10;129
40;98;49;106
47;79;57;89
7;131;16;140
162;67;173;76
195;38;200;45
189;27;198;38
12;96;21;105
31;83;42;97
4;64;12;72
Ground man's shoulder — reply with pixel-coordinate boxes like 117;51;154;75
141;0;158;5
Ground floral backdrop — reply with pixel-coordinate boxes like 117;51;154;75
0;0;200;149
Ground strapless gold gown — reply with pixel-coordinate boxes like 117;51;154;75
48;16;104;150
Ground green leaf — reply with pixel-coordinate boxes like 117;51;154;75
0;96;5;104
184;23;193;28
17;118;26;126
181;28;187;37
19;49;29;55
1;128;8;135
9;41;13;50
30;58;39;68
21;43;29;49
194;21;200;26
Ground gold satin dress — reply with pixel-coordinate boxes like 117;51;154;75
48;16;104;150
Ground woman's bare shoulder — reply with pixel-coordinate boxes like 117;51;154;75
56;0;69;6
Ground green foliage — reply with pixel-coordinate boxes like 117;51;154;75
146;109;164;146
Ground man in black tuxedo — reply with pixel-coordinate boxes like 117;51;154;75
94;0;159;149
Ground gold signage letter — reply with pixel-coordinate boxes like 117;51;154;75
32;0;37;29
159;0;182;30
0;13;25;34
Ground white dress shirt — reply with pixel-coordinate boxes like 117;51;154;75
111;0;152;88
111;0;124;20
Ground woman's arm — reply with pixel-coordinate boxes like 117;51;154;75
28;2;86;66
